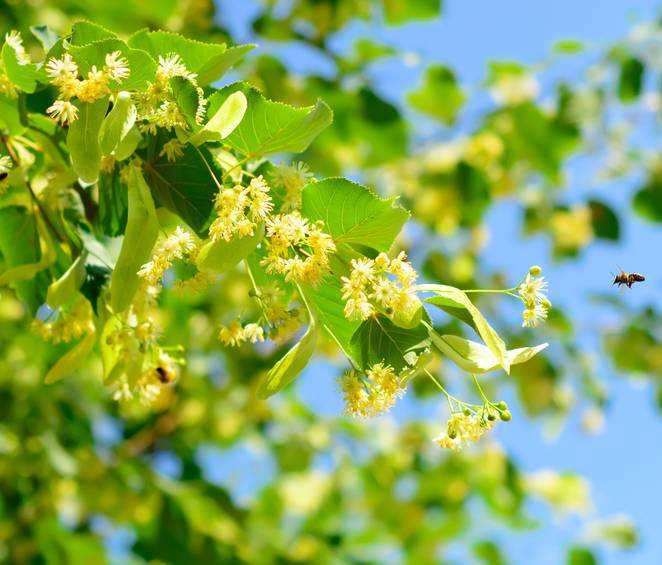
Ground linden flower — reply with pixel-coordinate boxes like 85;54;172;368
339;363;404;417
138;226;196;286
46;53;79;84
103;50;130;82
160;139;185;162
261;212;336;284
518;273;548;307
218;320;265;346
341;251;418;322
75;66;110;102
522;303;548;328
271;161;314;211
156;53;193;81
5;31;29;64
47;99;79;125
208;176;274;243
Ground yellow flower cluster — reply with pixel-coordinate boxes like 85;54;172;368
339;363;403;417
341;251;418;321
160;139;185;163
136;54;207;131
261;212;336;284
550;205;594;251
45;51;131;124
208;176;273;242
252;283;303;342
138;226;197;287
518;265;550;328
32;298;94;344
271;161;313;211
434;410;497;449
218;320;265;346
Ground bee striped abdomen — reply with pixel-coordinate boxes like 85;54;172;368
613;271;645;288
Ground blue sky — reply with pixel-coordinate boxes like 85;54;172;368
212;1;662;563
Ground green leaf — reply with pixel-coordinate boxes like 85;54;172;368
429;332;498;373
301;177;409;253
382;0;442;24
44;332;96;384
300;276;361;364
257;321;318;398
617;57;644;103
210;82;333;158
98;170;128;236
46;252;87;308
420;283;510;373
113;124;142;161
427;327;548;373
169;76;199;127
1;43;40;93
0;207;52;311
0;94;24;135
143;139;218;236
350;314;430;373
633;175;662;222
70;21;118;46
68;38;157;91
196;224;264;274
128;29;254;85
67;99;109;183
506;342;549;366
0;215;55;285
98;92;136;155
552;39;585;55
110;166;159;313
188;91;247;146
30;25;60;51
567;547;597;565
408;64;465;125
588;199;619;240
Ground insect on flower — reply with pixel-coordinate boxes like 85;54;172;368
612;268;645;289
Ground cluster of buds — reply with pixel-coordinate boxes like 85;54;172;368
341;251;420;324
209;176;273;242
518;265;550;328
261;212;336;284
45;51;130;124
434;402;510;449
339;363;404;417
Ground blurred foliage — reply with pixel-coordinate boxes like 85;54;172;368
1;0;661;562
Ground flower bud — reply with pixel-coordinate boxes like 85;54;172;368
500;410;512;422
529;265;542;277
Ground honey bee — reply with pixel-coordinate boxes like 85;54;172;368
612;269;645;289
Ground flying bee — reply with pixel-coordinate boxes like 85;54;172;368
612;268;645;289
